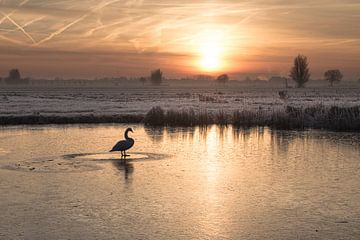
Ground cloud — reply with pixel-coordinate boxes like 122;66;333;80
0;0;359;77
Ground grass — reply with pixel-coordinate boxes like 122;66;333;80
144;105;360;131
144;106;214;127
0;105;359;131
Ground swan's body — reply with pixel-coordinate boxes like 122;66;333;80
110;128;134;157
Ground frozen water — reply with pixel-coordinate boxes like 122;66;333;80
0;124;359;239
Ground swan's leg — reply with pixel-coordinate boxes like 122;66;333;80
124;150;130;157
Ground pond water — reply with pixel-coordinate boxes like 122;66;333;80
0;125;359;239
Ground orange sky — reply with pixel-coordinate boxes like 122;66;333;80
0;0;359;79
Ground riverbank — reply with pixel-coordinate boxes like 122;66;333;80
1;84;359;130
0;105;359;131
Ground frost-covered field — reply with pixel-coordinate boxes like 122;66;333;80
0;81;359;124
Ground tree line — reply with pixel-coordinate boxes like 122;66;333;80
1;57;357;86
1;69;29;84
142;55;352;87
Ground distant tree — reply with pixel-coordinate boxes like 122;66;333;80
324;69;343;87
150;69;163;85
5;69;21;84
139;77;147;85
216;74;229;84
290;55;310;88
5;69;29;84
9;69;21;80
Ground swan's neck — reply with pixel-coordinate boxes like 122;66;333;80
125;130;131;139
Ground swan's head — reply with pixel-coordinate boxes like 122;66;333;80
126;128;134;133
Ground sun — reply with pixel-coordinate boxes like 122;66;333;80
200;50;220;71
196;29;225;72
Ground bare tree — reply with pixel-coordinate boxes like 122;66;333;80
216;74;229;84
324;69;343;87
290;55;310;88
150;69;163;85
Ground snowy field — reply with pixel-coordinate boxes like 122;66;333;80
0;81;359;123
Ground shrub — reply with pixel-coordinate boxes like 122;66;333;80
144;106;165;126
150;69;163;85
216;74;229;84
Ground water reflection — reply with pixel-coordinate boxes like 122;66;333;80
269;130;298;155
113;160;134;182
144;126;165;142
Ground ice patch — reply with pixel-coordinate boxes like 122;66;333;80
0;152;169;173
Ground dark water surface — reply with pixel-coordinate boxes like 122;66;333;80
0;125;359;239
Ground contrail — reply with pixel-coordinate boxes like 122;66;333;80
8;16;44;32
35;14;88;45
0;0;29;25
84;19;127;37
0;11;36;44
36;0;122;45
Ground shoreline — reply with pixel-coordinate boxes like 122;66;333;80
0;105;359;132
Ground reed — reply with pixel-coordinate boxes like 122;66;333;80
144;106;360;131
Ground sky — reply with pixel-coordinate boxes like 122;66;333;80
0;0;359;79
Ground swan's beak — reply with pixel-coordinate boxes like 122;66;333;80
130;129;134;133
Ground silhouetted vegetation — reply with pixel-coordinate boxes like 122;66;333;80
324;69;343;87
144;107;212;126
144;106;165;126
150;69;163;85
290;55;310;88
216;74;229;84
1;105;359;131
233;110;260;127
9;69;21;80
143;106;360;131
278;91;289;101
216;110;229;125
5;69;29;84
139;77;147;85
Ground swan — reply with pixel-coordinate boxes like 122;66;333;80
110;128;134;157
